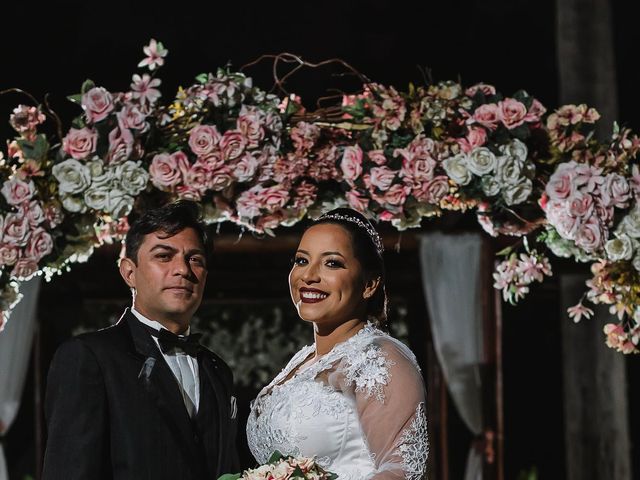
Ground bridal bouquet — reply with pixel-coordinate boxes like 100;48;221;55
219;451;338;480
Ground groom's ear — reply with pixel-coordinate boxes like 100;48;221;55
119;257;137;288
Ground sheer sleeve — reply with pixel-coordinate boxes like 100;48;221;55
334;338;429;480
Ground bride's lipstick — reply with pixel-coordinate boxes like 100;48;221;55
299;287;329;304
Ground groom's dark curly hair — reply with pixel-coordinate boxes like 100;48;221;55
124;200;210;265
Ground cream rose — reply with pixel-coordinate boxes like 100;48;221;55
442;153;472;185
467;147;497;176
53;159;91;194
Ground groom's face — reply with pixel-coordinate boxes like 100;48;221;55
120;227;208;328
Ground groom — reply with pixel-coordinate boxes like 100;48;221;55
42;200;239;479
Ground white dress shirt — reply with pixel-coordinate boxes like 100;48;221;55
131;308;200;417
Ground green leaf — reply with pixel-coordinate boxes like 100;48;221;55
195;73;209;84
291;466;304;478
17;135;50;161
217;474;241;480
268;450;283;463
67;94;82;105
80;79;96;94
496;246;513;257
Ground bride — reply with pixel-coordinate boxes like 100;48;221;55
247;208;428;479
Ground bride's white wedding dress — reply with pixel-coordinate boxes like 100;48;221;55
247;323;428;479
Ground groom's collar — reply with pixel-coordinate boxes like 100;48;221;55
130;307;191;336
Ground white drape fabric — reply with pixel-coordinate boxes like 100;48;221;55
419;233;484;480
0;277;41;480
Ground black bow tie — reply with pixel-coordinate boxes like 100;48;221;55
146;326;203;357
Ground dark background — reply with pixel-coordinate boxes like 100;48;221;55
1;0;640;479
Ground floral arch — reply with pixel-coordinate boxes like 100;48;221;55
0;40;638;354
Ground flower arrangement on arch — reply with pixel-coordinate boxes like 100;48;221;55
1;39;640;354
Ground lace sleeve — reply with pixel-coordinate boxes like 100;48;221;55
337;338;429;480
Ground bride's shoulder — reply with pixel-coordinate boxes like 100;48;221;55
336;323;422;402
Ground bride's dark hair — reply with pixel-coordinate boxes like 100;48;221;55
311;208;388;328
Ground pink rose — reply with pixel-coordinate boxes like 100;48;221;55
574;215;604;252
546;163;576;200
340;145;363;183
26;228;53;262
499;98;528;129
176;185;203;201
149;152;187;190
261;185;290;212
345;189;370;212
465;84;496;97
546;200;580;239
401;157;436;186
117;104;148;131
0;244;18;266
1;178;36;205
26;200;46;228
369;166;397;191
82;87;114;123
237;111;265;149
383;184;409;207
524;99;547;123
62;127;98;159
419;175;449;204
256;212;285;232
236;187;262;218
290;122;320;152
233;153;259;183
11;257;38;280
220;130;246;161
567;192;594;218
292;182;317;210
3;213;29;247
368;149;387;166
188;125;222;156
107;124;134;164
472;104;500;130
378;210;397;222
9;105;46;140
601;173;631;209
185;161;212;195
457;126;488;153
209;166;234;191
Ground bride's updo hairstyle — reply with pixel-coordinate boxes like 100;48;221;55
312;208;388;328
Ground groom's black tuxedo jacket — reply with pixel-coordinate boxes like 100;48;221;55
42;309;239;480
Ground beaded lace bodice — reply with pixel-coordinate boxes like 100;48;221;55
247;324;429;479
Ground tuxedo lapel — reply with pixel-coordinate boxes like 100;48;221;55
124;311;199;463
197;350;230;474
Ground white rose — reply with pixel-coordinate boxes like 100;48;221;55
442;153;472;185
116;161;149;195
605;233;634;261
496;155;524;185
84;186;110;211
617;206;640;238
87;157;105;177
502;138;528;161
61;194;87;213
107;189;134;218
481;175;501;197
92;169;115;189
468;147;497;175
503;178;532;206
52;159;91;194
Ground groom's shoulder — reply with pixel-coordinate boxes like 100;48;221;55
57;314;132;358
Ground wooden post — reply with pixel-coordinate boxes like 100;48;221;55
559;275;631;479
33;321;43;480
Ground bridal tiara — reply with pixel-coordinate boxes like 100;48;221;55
317;212;385;256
